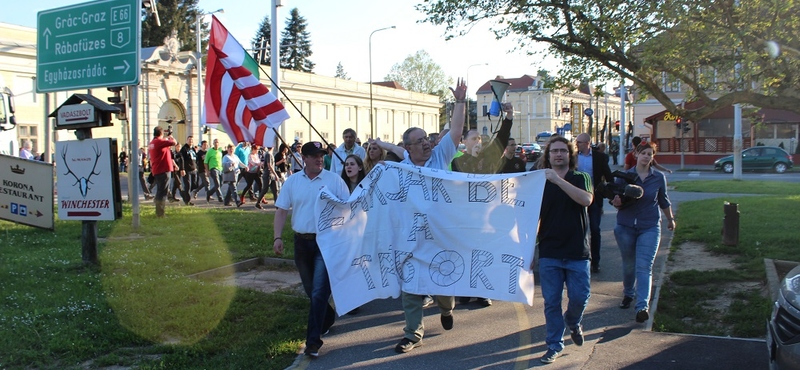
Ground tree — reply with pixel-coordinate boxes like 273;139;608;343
335;62;350;80
384;50;453;101
418;0;800;123
280;8;315;73
141;0;203;52
252;15;271;65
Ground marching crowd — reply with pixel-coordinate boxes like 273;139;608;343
139;80;675;364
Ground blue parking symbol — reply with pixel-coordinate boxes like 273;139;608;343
19;205;27;217
10;203;18;214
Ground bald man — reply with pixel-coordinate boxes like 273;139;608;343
575;133;613;273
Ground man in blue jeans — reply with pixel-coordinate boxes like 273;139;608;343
534;136;594;364
273;142;349;358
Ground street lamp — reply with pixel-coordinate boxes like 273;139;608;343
369;26;395;139
195;8;224;140
466;63;487;132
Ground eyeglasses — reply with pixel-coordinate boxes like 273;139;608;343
549;149;569;154
407;137;430;146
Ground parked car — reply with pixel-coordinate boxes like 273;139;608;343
767;264;800;369
521;143;542;162
713;146;793;173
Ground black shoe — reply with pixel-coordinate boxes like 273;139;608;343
458;296;471;304
636;309;649;323
255;202;263;210
620;296;634;309
591;265;601;273
571;326;584;346
144;194;154;200
540;348;562;364
395;338;422;353
206;194;211;202
478;298;492;307
184;201;194;206
192;191;198;200
441;314;453;330
217;197;224;202
236;201;243;208
304;344;320;358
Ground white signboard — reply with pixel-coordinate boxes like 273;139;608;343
0;154;55;230
57;104;95;126
315;162;546;315
56;138;117;220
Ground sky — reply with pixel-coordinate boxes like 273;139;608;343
6;0;563;99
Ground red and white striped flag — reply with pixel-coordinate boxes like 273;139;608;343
203;16;289;147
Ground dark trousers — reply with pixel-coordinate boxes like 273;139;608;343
294;234;335;349
154;172;170;202
588;200;603;268
181;171;198;203
257;171;278;203
138;171;151;195
241;172;260;200
195;171;209;196
170;172;181;199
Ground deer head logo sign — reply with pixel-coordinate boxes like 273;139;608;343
61;143;102;198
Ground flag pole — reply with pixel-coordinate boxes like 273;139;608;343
252;62;346;166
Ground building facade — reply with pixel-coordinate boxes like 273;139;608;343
474;75;628;145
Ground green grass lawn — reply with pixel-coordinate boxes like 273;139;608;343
0;204;305;370
655;180;800;337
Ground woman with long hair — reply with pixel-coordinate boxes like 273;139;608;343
612;142;675;323
363;142;385;174
341;154;366;193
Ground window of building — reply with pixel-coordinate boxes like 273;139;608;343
383;134;389;141
482;105;488;116
321;132;329;140
18;124;38;153
294;131;304;142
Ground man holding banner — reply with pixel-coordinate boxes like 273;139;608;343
535;136;594;364
273;141;349;358
371;79;468;354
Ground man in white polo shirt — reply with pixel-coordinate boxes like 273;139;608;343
273;141;349;358
329;128;366;176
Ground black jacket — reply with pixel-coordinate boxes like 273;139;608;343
179;144;197;172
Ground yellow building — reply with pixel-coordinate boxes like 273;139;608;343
475;75;627;144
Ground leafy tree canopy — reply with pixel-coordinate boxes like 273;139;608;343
142;0;204;52
418;0;800;122
384;50;453;102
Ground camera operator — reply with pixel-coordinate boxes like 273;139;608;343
148;126;177;217
611;142;675;324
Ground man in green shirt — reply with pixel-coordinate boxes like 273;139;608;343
204;138;224;202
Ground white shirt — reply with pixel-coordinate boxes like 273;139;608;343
275;168;349;234
400;132;457;170
329;144;367;177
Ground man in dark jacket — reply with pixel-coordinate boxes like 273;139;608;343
575;133;613;273
179;136;198;206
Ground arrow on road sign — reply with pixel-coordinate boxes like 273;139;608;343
34;210;43;217
114;60;130;74
43;28;51;50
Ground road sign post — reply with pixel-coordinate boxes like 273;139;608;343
37;0;141;93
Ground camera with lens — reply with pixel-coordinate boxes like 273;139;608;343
596;170;644;207
165;124;173;137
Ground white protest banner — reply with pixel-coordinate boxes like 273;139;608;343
315;162;546;316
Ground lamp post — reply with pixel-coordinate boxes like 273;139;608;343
195;8;224;140
369;26;395;139
466;63;487;132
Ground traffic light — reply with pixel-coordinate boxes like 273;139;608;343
106;87;126;120
675;117;690;134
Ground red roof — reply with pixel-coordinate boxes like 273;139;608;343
476;75;537;93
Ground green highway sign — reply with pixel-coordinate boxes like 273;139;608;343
37;0;141;93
